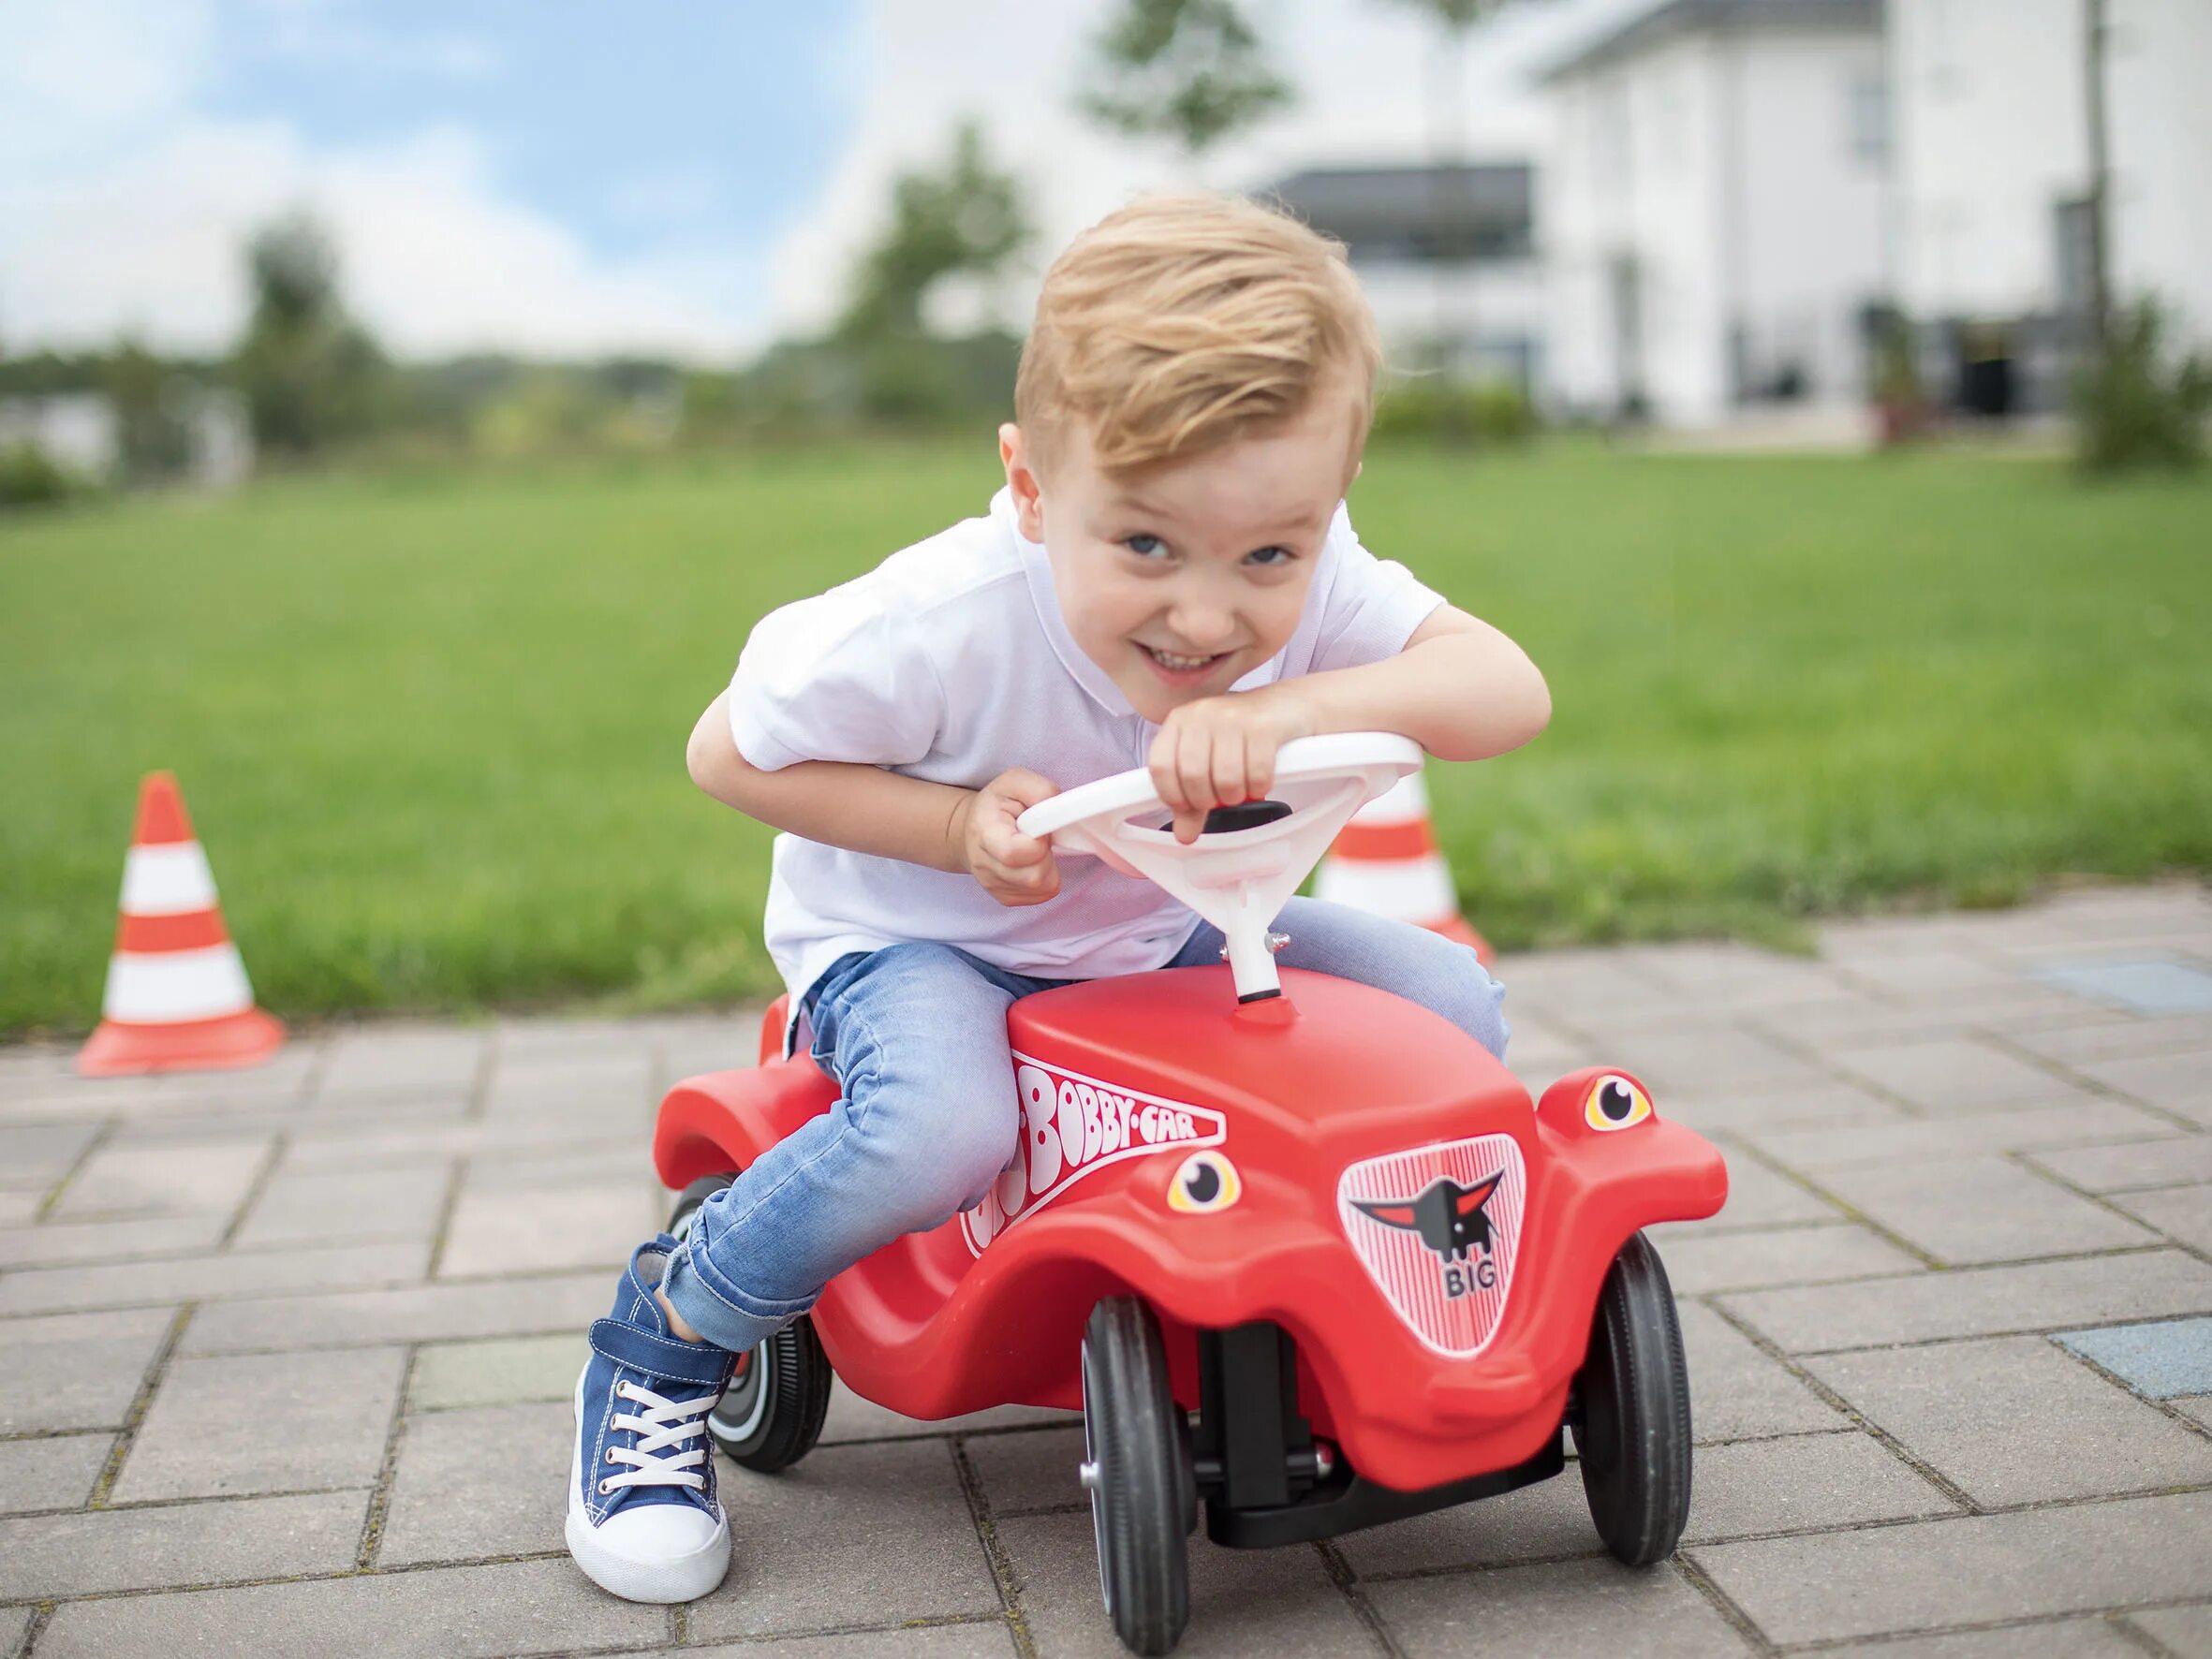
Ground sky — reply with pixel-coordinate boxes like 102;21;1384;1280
0;0;1658;363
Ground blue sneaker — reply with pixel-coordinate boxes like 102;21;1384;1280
566;1236;735;1602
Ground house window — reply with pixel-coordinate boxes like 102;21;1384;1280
1848;71;1888;165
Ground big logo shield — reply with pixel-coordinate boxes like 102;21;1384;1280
1336;1133;1526;1358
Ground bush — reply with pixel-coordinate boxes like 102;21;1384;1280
0;441;76;510
2073;298;2211;473
1370;378;1540;447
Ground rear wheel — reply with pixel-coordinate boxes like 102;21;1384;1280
666;1175;833;1474
1571;1231;1692;1565
1081;1297;1190;1657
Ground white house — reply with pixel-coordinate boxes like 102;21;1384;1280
1539;0;1890;426
1262;164;1549;389
1888;0;2212;412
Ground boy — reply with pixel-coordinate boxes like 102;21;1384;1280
566;192;1551;1603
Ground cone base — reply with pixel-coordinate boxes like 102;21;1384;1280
1427;913;1495;966
78;1008;286;1078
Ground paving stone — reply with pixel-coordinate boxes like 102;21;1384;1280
0;1238;430;1314
1675;1301;1843;1442
280;1120;622;1172
0;1122;101;1191
1826;1037;2080;1114
1331;1461;1600;1576
2005;1015;2212;1065
1001;1505;1370;1657
1808;1336;2212;1505
1593;1027;1831;1094
409;1332;588;1411
0;1488;365;1599
0;1211;226;1267
1683;1428;1955;1540
1719;1250;2212;1354
1688;1154;1845;1227
1688;1489;2212;1646
1646;1222;1924;1293
685;1438;998;1640
963;1423;1086;1515
1820;1617;2154;1657
32;1556;664;1659
0;1305;176;1432
2127;1603;2212;1656
2112;1183;2212;1254
0;1431;111;1512
625;1629;1019;1659
0;1606;27;1659
315;1025;488;1099
2078;1051;2212;1126
114;1345;407;1501
380;1400;568;1564
2056;1317;2212;1398
461;1141;664;1191
1365;1555;1754;1659
232;1166;449;1246
2035;960;2212;1017
2025;1135;2212;1193
182;1271;611;1354
1741;1100;2179;1172
436;1178;660;1277
49;1133;270;1218
819;1378;1076;1445
0;1190;37;1225
1662;1081;1910;1138
1810;1154;2158;1265
2175;1395;2212;1430
480;1050;654;1116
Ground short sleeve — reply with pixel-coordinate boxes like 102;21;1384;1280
1306;507;1448;675
727;582;946;772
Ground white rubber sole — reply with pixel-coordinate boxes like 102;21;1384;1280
567;1373;730;1604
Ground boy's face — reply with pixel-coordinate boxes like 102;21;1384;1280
1002;402;1356;725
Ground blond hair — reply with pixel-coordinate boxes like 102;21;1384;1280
1015;193;1380;477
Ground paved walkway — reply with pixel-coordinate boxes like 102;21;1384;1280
4;884;2210;1659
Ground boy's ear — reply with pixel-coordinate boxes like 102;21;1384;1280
999;422;1045;542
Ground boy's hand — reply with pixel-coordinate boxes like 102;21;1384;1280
1148;686;1315;844
960;769;1062;906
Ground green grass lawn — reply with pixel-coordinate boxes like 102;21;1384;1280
3;441;2207;1036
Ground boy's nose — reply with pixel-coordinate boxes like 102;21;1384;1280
1163;605;1238;653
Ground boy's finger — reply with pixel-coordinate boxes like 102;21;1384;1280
1210;729;1248;809
1174;727;1217;822
995;768;1061;808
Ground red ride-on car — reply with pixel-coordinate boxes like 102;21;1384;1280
654;734;1727;1656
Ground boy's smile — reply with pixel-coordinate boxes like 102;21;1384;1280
1000;401;1358;725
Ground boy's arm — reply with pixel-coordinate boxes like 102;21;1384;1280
1147;607;1549;839
686;694;1060;903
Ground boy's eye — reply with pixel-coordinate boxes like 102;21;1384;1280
1245;546;1293;567
1124;535;1166;557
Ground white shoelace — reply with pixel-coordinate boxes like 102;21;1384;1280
597;1379;718;1496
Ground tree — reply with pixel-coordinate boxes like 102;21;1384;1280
835;122;1031;344
230;209;386;456
1082;0;1293;161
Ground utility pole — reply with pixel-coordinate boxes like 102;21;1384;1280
2082;0;2112;359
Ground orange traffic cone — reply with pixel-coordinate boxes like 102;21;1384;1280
77;772;285;1077
1314;767;1494;964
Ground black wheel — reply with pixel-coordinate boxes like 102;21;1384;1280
1571;1231;1693;1565
666;1175;833;1474
1081;1298;1190;1657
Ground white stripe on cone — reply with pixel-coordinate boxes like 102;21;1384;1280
101;944;256;1024
1315;854;1459;922
121;843;218;916
1348;771;1429;827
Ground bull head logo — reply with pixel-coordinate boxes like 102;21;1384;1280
1351;1171;1504;1263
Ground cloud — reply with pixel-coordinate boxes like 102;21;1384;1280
0;0;757;359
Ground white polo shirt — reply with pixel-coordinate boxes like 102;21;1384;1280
729;487;1444;1014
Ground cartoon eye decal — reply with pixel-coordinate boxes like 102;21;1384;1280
1584;1074;1653;1132
1168;1151;1242;1212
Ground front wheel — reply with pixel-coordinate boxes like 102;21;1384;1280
1082;1297;1190;1657
666;1175;833;1474
1571;1230;1693;1565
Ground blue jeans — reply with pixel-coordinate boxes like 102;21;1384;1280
658;897;1508;1355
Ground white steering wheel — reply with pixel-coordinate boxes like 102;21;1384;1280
1018;732;1422;1002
